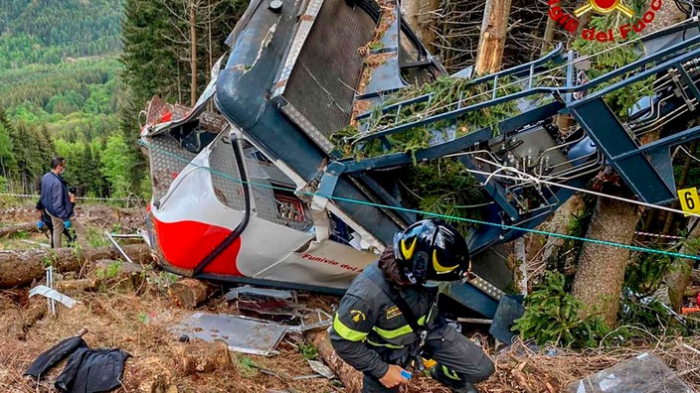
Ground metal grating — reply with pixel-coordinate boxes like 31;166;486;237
282;0;375;143
209;137;247;211
147;135;196;201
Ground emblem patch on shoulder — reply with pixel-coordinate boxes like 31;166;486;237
385;305;402;320
351;309;366;323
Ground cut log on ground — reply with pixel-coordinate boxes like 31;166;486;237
167;278;217;309
174;340;232;375
55;278;100;294
0;222;37;238
95;259;148;292
306;329;363;393
0;243;152;288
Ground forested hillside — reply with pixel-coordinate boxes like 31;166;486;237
0;0;248;200
0;0;122;69
0;0;125;198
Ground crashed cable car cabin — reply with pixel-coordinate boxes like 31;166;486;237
139;0;700;319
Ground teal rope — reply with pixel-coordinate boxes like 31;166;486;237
139;139;700;261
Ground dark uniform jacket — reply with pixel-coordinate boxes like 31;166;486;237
40;172;73;220
329;261;439;379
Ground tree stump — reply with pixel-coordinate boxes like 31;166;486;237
167;278;215;309
174;340;232;375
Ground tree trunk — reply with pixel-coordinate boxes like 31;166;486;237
306;329;363;393
401;0;440;51
666;218;700;312
207;0;213;112
572;198;640;327
526;194;586;287
190;0;198;106
175;340;233;375
540;16;555;57
0;243;152;288
0;222;37;238
474;0;513;75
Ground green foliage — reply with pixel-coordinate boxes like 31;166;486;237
332;76;519;159
96;261;123;280
299;342;319;361
0;0;123;69
101;134;136;198
402;159;489;233
118;0;248;201
235;355;258;378
571;13;653;118
513;272;610;348
87;227;110;248
329;75;520;234
624;251;673;294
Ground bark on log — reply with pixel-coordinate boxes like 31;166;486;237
474;0;513;75
0;243;152;288
526;194;585;286
306;329;363;393
167;278;215;309
572;198;640;327
0;222;37;238
666;218;700;311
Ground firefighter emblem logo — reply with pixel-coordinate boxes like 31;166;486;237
574;0;634;18
351;310;366;323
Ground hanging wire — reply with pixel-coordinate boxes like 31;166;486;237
139;139;700;262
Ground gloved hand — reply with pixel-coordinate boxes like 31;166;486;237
37;221;44;230
64;220;71;229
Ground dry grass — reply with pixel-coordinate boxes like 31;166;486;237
0;211;698;393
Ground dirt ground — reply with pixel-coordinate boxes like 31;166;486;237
1;203;699;393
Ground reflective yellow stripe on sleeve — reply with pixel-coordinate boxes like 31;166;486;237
366;339;405;349
333;313;369;342
372;315;426;340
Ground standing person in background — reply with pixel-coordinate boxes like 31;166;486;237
40;157;86;248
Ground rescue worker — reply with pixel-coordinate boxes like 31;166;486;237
329;219;495;393
36;188;77;248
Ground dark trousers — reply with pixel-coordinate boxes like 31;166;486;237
361;324;495;393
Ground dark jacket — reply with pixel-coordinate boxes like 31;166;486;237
35;200;53;228
329;261;439;379
40;172;73;220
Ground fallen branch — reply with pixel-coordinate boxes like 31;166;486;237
0;243;153;288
